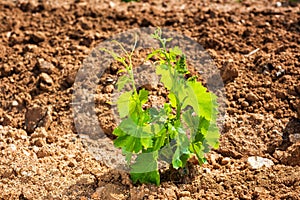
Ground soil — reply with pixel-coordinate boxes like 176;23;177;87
0;0;300;199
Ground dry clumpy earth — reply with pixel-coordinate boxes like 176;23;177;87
0;0;300;199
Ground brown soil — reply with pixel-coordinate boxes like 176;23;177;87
0;0;300;199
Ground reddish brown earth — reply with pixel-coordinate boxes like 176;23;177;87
0;0;300;199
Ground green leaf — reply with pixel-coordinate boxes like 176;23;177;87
183;80;218;121
116;75;130;91
138;88;149;105
146;49;162;60
153;127;167;151
118;118;152;139
113;127;126;137
130;152;160;185
190;142;207;165
114;135;142;153
169;46;182;57
156;64;174;90
168;92;177;108
172;127;191;169
204;122;220;149
117;91;132;118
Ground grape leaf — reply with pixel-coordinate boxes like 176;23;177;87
117;91;132;118
156;64;174;90
182;80;218;121
116;75;130;91
138;88;149;105
114;134;142;153
130;152;160;185
172;127;190;169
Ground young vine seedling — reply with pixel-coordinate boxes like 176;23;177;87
101;28;220;186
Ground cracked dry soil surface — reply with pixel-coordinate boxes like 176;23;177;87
0;0;300;199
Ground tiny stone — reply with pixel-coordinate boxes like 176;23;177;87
37;58;55;74
30;31;46;43
23;149;30;156
103;85;114;93
221;157;231;165
164;188;177;199
32;146;39;153
39;73;53;86
221;61;239;82
246;92;259;102
12;101;19;106
25;105;52;133
247;156;274;169
265;103;276;111
203;168;211;173
74;169;83;177
9;144;16;151
109;1;116;8
36;148;49;158
241;101;249;107
276;2;282;7
68;160;76;167
178;191;191;198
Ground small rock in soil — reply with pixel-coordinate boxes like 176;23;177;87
221;61;239;82
220;157;231;165
103;85;114;93
164;188;177;199
38;73;54;90
37;58;55;74
247;156;274;169
177;191;191;198
25;105;52;134
1;63;12;76
29;31;46;44
246;92;259;102
1;113;12;126
39;73;53;85
265;103;276;111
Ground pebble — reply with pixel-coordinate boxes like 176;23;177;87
36;148;49;158
25;105;52;133
178;191;191;198
74;169;83;177
23;149;30;156
12;100;19;106
164;188;177;199
241;101;249;107
265;103;276;111
30;31;46;43
9;144;16;151
276;2;282;7
103;85;114;93
246;92;259;102
247;156;274;169
203;168;211;173
37;58;55;74
221;157;231;165
39;72;54;86
221;61;239;82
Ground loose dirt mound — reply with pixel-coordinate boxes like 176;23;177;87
0;0;299;199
